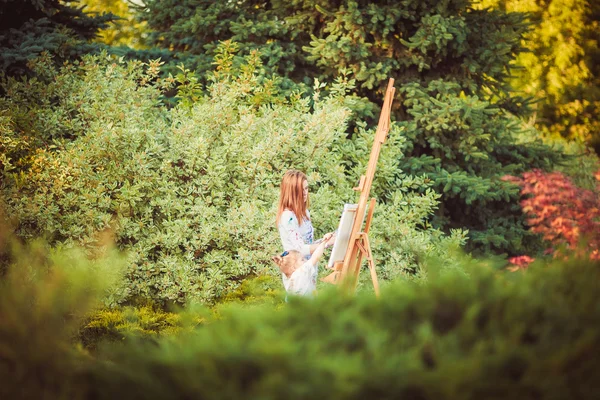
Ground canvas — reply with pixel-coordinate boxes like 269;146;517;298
327;204;365;268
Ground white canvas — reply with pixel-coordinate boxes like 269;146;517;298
328;203;365;268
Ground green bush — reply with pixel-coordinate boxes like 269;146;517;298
79;275;284;351
1;229;598;399
79;305;183;350
550;139;600;191
0;223;125;400
88;258;600;400
1;47;464;305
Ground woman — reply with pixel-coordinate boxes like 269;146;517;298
276;170;335;289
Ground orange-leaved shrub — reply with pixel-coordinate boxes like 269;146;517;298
503;169;600;262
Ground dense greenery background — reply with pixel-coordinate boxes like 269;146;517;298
0;1;599;398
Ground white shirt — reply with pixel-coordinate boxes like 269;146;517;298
278;209;314;259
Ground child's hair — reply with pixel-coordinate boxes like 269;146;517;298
271;250;301;277
271;249;301;266
276;170;309;226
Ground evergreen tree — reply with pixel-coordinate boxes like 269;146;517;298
140;0;316;91
140;1;535;111
139;0;565;255
0;0;116;76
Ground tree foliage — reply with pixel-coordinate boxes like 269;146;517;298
79;0;149;48
137;0;565;255
0;0;117;76
140;0;531;110
396;79;564;254
480;0;600;154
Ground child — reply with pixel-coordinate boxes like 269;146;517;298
272;232;334;297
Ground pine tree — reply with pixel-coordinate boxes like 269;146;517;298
0;0;116;76
139;0;315;90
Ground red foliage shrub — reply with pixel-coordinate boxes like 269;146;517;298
507;255;535;271
503;169;600;260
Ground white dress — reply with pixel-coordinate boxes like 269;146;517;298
284;260;317;297
278;209;316;294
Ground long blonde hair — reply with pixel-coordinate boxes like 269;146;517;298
277;170;309;226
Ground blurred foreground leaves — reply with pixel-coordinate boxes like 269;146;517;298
1;222;598;399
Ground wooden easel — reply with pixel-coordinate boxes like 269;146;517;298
322;78;396;296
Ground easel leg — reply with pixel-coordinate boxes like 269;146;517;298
341;240;361;292
361;234;380;297
348;239;363;291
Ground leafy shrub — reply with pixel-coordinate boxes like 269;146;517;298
1;47;464;305
504;169;600;260
79;305;183;350
79;276;284;350
0;51;167;175
0;221;125;400
1;230;599;399
90;258;600;400
216;274;283;305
